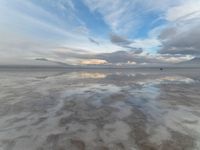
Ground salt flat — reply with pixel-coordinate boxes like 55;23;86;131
0;68;200;150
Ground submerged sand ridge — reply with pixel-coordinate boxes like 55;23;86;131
0;69;200;150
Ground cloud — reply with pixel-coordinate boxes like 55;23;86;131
166;0;200;22
159;25;200;55
158;27;177;40
109;33;145;53
0;0;121;62
155;54;192;63
83;0;183;34
52;47;160;65
97;51;137;63
49;47;189;65
129;38;161;53
1;0;199;66
96;51;168;64
80;59;107;65
110;33;131;46
88;37;99;45
83;0;137;33
51;43;194;65
53;49;145;64
155;0;200;56
53;47;95;60
0;0;85;49
74;26;90;35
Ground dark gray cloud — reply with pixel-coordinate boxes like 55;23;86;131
53;47;153;64
96;51;167;64
109;33;145;54
88;37;99;45
158;25;200;55
53;47;186;65
158;27;177;40
97;51;136;63
110;33;131;46
132;48;143;54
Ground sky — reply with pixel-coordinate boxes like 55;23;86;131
0;0;200;65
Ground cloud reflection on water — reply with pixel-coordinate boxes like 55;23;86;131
0;69;200;150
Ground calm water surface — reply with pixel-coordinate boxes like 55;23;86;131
0;69;200;150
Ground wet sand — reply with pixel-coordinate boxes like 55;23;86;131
0;68;200;150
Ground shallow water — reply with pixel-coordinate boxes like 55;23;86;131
0;68;200;150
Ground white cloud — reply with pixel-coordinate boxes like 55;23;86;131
166;0;200;21
156;54;193;63
0;0;122;63
83;0;184;34
83;0;138;33
80;59;108;65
